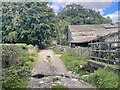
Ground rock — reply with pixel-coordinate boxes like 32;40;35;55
63;77;65;79
55;76;61;78
39;81;44;84
79;65;83;68
52;84;56;86
71;79;78;82
56;81;62;84
68;71;72;74
45;77;49;80
81;75;89;80
64;84;67;86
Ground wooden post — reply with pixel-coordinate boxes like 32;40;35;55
108;42;111;64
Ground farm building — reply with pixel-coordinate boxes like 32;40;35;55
89;30;120;69
68;23;119;47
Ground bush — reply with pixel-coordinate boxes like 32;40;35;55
88;68;118;88
2;44;38;89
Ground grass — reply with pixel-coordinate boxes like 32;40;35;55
51;85;68;90
53;48;63;54
54;47;119;88
2;44;38;89
60;51;87;75
88;68;119;88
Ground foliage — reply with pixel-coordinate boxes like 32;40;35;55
88;68;118;88
2;44;38;89
2;2;57;46
58;3;112;25
53;48;63;54
51;85;68;90
56;20;68;45
61;51;87;75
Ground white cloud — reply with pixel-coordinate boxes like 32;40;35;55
95;9;104;15
48;2;66;14
48;1;113;15
104;11;119;22
49;0;114;2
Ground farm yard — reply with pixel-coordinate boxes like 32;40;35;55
1;1;120;89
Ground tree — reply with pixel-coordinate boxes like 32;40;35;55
58;3;112;25
2;2;57;46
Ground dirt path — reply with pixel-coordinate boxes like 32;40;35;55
27;49;95;88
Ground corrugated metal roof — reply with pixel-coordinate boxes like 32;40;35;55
70;36;97;43
68;24;119;32
101;24;119;28
68;25;103;32
72;36;96;41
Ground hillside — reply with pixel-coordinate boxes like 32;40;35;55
57;3;112;25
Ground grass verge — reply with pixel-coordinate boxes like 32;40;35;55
60;51;87;75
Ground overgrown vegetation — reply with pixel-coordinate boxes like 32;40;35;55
51;85;68;90
54;47;119;88
88;68;118;88
2;44;38;89
60;51;87;75
53;48;63;54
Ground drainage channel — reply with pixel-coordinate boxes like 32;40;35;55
31;73;80;79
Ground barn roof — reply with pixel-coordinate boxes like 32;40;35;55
68;24;119;32
68;25;103;32
70;36;97;43
101;24;119;28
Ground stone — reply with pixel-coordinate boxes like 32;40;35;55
68;71;72;74
56;81;62;84
52;84;56;86
71;79;78;82
39;81;44;84
80;75;89;81
79;65;83;68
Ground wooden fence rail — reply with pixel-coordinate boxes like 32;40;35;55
89;38;119;65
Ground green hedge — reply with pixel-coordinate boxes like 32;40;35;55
2;44;38;89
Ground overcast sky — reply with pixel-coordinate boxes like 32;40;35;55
48;0;119;22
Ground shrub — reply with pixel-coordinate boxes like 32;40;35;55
88;68;118;88
2;44;38;89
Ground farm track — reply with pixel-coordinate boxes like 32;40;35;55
27;49;95;88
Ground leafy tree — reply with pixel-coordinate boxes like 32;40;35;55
56;20;68;45
58;3;112;25
2;2;57;46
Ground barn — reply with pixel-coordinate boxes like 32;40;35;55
68;23;119;47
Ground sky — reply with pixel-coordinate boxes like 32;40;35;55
48;0;120;22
